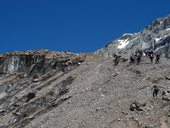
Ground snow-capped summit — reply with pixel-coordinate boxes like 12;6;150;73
97;14;170;58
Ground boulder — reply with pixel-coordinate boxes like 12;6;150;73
162;96;170;101
130;101;146;111
165;74;170;80
26;92;36;102
162;89;170;101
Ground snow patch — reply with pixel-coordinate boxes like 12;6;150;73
155;38;162;42
122;33;133;36
142;42;150;50
163;35;168;38
155;34;169;42
117;39;129;49
166;28;170;31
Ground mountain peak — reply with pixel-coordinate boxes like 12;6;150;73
97;14;170;58
144;14;170;32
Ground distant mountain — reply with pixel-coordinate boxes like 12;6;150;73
97;14;170;58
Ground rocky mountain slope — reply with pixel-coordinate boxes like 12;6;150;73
97;14;170;58
0;14;170;128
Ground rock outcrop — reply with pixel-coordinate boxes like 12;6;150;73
0;50;85;76
0;50;86;128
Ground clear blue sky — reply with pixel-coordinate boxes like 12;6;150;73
0;0;170;53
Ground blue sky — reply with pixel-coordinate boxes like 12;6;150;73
0;0;170;53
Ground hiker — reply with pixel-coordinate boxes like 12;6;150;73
155;53;160;64
129;53;135;64
113;54;121;66
153;85;160;97
135;49;143;65
136;54;141;65
148;50;154;63
136;50;143;64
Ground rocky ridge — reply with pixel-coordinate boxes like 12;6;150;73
97;14;170;58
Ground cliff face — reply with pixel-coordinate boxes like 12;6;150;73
97;14;170;58
0;50;87;128
0;50;85;76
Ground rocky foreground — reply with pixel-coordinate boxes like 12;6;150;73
0;50;170;128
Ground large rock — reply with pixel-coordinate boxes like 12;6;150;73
162;88;170;101
130;101;146;111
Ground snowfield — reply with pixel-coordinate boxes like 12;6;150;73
117;39;129;49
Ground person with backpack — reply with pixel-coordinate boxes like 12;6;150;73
136;50;143;65
155;53;160;64
149;50;154;63
129;53;135;64
153;85;160;97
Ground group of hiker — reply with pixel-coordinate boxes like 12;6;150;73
129;49;143;65
129;49;161;98
145;50;160;64
129;49;160;64
112;48;162;98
